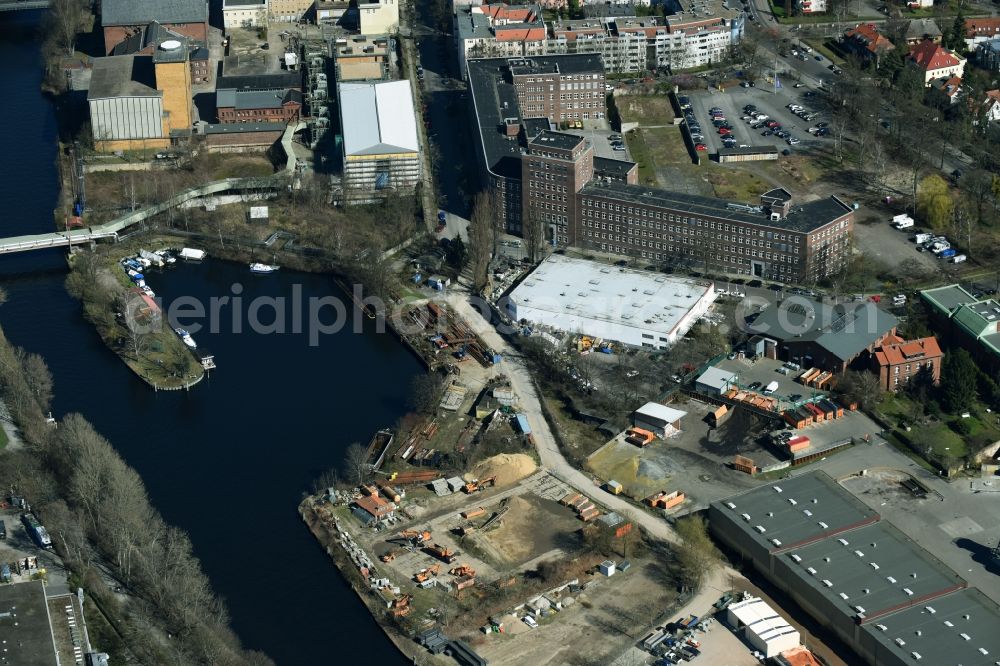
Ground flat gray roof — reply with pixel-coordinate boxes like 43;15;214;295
0;581;59;666
748;299;899;363
785;521;966;620
216;88;300;110
88;55;160;100
861;588;1000;666
529;130;584;151
921;283;977;315
712;471;879;552
580;180;854;234
102;0;208;26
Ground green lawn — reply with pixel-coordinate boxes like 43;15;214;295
0;427;8;450
624;131;658;186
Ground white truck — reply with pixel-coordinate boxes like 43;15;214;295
951;254;967;264
763;381;780;395
892;214;914;230
913;232;932;244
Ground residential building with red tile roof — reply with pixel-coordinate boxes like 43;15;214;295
983;89;1000;123
964;17;1000;50
871;336;943;391
933;75;963;103
842;23;895;65
907;39;965;84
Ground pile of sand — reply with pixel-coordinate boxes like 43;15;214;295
464;453;537;487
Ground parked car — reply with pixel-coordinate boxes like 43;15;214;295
695;143;708;151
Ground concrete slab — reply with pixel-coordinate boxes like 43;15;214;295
938;516;984;539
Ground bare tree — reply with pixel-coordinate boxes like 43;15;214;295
17;351;54;413
343;442;370;485
46;0;87;56
522;208;546;265
468;190;495;292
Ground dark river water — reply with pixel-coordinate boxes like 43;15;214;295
0;14;418;665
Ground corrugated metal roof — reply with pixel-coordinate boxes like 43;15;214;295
339;80;419;156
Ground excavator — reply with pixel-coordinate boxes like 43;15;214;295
379;549;403;563
462;476;497;494
413;564;441;583
390;594;412;617
449;564;476;578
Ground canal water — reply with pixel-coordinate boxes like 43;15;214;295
0;15;416;665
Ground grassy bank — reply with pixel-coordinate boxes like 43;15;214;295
66;245;205;390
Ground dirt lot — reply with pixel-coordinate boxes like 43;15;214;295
617;94;675;126
479;494;583;567
475;557;680;666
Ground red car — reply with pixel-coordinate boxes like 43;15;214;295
718;128;732;135
767;120;780;128
695;143;708;151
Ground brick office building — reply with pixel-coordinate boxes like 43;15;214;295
469;54;855;281
871;335;943;391
216;88;303;124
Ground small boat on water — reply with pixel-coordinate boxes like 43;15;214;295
179;248;206;261
174;328;197;349
250;262;279;274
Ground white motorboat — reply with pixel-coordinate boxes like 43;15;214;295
250;262;279;274
174;328;197;349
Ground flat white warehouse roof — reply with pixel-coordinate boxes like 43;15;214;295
507;255;715;343
728;596;800;646
339;80;419;156
635;402;687;425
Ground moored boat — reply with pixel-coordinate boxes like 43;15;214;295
250;262;279;274
174;328;197;349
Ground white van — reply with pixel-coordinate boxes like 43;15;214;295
951;254;967;264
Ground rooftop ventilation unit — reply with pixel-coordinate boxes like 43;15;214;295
791;554;802;562
870;562;879;571
904;588;914;596
855;550;865;558
818;521;828;529
774;486;783;493
822;579;833;588
726;502;736;509
788;498;797;505
755;525;766;533
887;576;896;584
876;624;888;632
742;513;751;522
961;633;971;640
806;567;817;575
771;538;782;547
925;607;936;614
803;509;812;517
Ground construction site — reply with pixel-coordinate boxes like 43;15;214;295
301;451;688;666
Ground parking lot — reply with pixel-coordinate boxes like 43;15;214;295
579;127;629;160
681;86;828;156
714;357;820;406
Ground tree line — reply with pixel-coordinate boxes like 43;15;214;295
0;326;272;665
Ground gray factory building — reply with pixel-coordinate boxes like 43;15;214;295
710;471;1000;666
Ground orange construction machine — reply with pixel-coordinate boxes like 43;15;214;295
449;564;476;577
390;594;412;617
425;543;459;563
399;529;431;543
413;564;441;583
463;476;497;493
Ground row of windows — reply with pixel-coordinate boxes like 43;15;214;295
580;208;804;243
